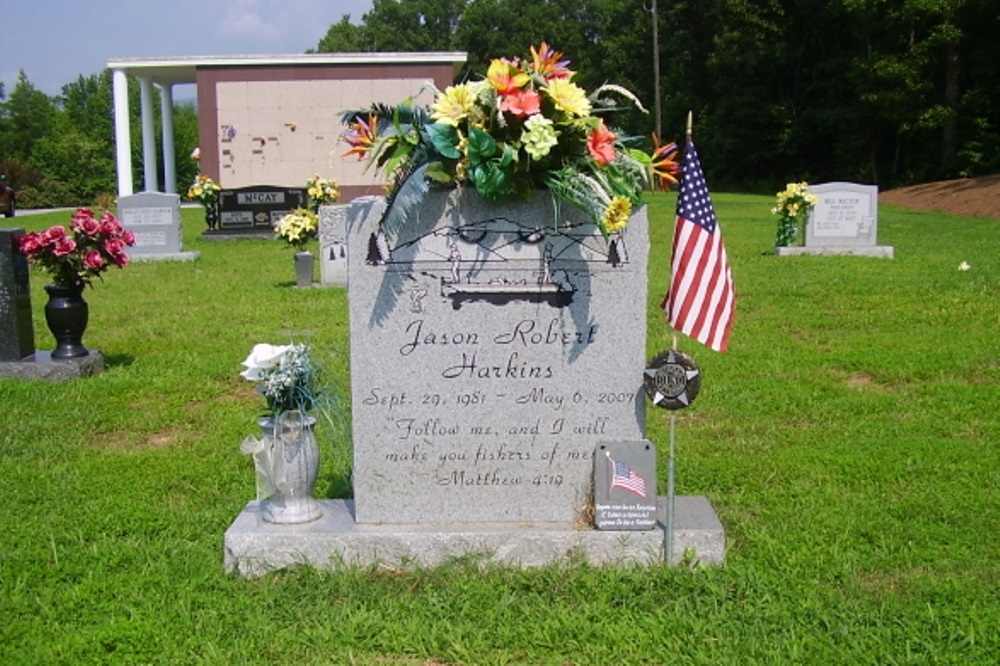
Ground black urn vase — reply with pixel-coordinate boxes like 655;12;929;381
205;205;219;230
44;282;90;359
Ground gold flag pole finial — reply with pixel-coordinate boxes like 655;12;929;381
686;111;693;139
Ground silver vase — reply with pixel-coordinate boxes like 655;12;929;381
257;410;322;524
294;251;314;287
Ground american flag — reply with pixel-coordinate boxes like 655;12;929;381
609;457;647;498
662;138;735;352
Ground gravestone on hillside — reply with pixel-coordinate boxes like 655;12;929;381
776;182;893;257
224;191;725;575
119;192;198;261
0;228;34;361
318;204;349;287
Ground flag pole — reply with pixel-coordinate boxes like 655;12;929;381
666;332;678;566
666;110;691;566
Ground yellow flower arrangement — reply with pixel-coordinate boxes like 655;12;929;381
772;181;818;246
186;174;221;208
304;174;340;212
274;208;318;251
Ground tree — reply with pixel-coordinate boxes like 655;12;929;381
0;71;57;164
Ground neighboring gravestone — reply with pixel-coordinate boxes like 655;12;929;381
0;227;34;361
0;227;103;380
119;192;199;261
348;190;649;524
318;204;349;287
215;186;306;234
777;182;893;257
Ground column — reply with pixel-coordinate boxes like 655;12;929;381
159;84;177;194
112;69;133;197
139;76;158;192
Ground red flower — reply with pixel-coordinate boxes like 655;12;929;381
72;210;102;236
52;237;77;257
43;225;66;243
18;232;41;255
587;121;617;166
104;237;126;257
83;249;105;271
101;215;123;236
121;229;136;246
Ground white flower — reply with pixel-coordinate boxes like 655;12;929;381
240;343;291;380
958;261;971;271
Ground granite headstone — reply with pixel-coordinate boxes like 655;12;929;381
217;186;306;233
347;190;649;525
0;228;34;361
318;204;349;287
777;181;893;257
119;192;198;261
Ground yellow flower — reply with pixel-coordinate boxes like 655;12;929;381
602;196;632;233
544;79;591;117
431;84;476;126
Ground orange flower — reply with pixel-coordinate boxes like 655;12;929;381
530;42;572;80
342;114;377;160
487;58;529;95
587;121;617;166
500;89;541;117
650;134;680;189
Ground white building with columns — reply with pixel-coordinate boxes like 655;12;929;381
107;53;465;201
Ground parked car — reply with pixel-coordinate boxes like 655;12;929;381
1;175;14;217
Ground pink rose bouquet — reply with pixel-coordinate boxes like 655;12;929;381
18;208;136;287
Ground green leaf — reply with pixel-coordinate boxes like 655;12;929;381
384;142;415;178
425;123;462;159
425;161;455;184
467;127;498;163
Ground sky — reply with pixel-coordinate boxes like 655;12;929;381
0;0;375;97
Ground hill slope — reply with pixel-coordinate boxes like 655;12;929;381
881;174;1000;220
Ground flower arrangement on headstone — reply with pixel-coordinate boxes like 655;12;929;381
17;208;135;358
238;343;328;524
274;208;319;287
772;181;818;247
186;173;221;229
340;42;681;236
304;174;340;213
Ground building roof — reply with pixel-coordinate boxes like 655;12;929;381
107;52;468;86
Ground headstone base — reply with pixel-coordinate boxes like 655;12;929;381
202;229;273;241
224;496;725;578
0;349;104;381
128;251;200;263
774;245;894;258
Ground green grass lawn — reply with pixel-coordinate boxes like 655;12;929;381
1;194;997;664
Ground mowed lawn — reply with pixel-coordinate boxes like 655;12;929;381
1;192;997;664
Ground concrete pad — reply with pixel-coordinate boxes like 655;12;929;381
127;251;200;262
774;245;894;258
0;349;104;381
224;495;725;577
